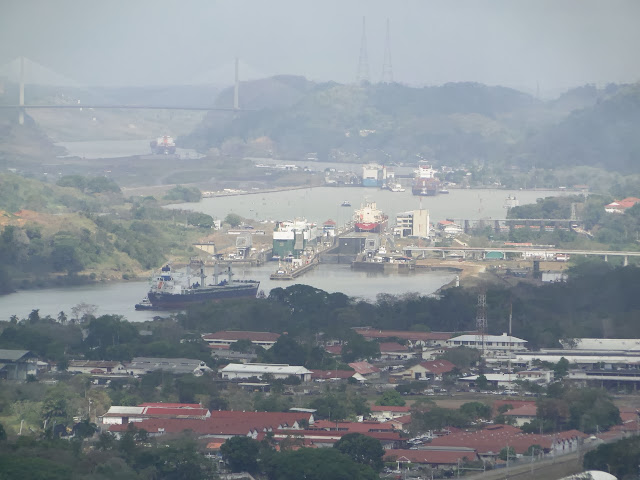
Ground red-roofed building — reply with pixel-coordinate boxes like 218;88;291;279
323;345;343;355
385;448;478;469
429;424;587;462
397;359;456;381
501;404;537;426
378;342;416;361
605;197;640;214
202;331;280;350
108;410;314;440
383;414;412;432
100;404;211;425
349;361;381;378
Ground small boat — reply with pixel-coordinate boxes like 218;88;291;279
134;297;155;311
390;183;406;192
341;201;351;207
439;188;450;194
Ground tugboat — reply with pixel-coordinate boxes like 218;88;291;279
341;200;351;207
134;297;155;311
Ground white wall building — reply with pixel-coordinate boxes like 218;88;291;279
446;333;527;355
395;209;430;238
220;363;313;382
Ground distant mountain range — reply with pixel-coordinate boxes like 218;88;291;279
182;76;640;174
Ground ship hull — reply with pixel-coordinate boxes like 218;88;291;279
355;221;386;233
147;282;260;309
412;179;440;196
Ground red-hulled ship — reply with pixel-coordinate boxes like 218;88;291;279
353;201;388;233
412;162;441;196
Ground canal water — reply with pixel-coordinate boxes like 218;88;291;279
0;140;571;323
0;264;456;324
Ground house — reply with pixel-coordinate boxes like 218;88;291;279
0;349;38;380
429;424;587;463
108;410;315;440
220;363;312;382
127;357;212;376
446;333;528;355
100;403;211;425
310;369;363;382
369;405;411;422
378;342;416;361
383;414;412;432
501;404;537;427
68;360;127;375
348;361;381;379
517;369;554;385
397;359;456;381
604;197;640;214
438;220;463;236
202;331;280;350
385;448;479;470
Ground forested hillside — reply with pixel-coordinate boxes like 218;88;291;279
183;78;640;177
0;173;212;292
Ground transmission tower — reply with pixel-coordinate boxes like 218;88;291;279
356;16;370;84
476;292;487;359
381;18;393;84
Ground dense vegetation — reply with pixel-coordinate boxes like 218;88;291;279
183;77;640;183
0;173;214;291
583;435;640;479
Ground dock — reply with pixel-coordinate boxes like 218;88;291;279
270;259;319;280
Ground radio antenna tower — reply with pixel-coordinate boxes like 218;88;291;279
476;292;487;359
381;18;393;84
356;16;370;84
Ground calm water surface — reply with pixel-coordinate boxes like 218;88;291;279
2;139;571;323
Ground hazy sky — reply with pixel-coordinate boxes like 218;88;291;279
1;0;640;94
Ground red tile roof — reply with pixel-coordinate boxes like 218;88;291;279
385;449;477;465
429;424;587;455
108;410;313;436
492;400;536;415
419;359;456;374
379;342;409;352
202;331;281;342
503;404;537;417
324;345;343;355
349;361;381;375
312;420;395;433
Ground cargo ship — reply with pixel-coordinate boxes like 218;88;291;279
412;162;441;196
138;261;260;310
150;135;177;155
354;201;388;233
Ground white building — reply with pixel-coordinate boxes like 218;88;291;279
220;363;313;382
446;333;528;355
395;209;430;238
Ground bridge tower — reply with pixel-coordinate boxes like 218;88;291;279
18;56;25;125
233;57;239;110
381;18;393;84
356;16;370;84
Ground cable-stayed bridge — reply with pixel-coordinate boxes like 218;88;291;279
0;57;257;123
